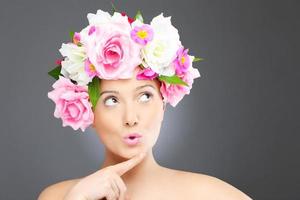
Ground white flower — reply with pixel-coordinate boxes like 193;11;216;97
142;13;181;76
86;9;112;25
86;9;130;30
59;43;91;86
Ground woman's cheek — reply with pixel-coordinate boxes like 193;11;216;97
103;111;122;138
94;115;113;142
144;107;163;146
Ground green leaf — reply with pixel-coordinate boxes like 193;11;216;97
134;10;143;23
193;57;204;62
88;77;101;111
48;66;62;80
110;1;117;14
69;31;75;41
158;75;188;86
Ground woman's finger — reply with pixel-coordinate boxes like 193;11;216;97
109;178;119;200
111;177;120;199
106;186;117;200
112;173;127;200
111;152;146;176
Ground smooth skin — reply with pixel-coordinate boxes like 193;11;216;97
38;66;253;200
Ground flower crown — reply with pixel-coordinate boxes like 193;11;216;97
47;8;204;132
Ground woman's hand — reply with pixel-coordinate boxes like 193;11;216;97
64;152;146;200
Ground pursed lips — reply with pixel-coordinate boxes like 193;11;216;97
123;133;142;139
123;133;143;146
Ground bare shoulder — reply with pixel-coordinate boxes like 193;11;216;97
37;178;81;200
166;168;253;200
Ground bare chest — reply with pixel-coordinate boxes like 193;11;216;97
126;179;192;200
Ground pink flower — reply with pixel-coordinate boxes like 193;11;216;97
160;67;200;107
47;76;94;132
81;15;142;80
130;24;154;45
73;32;81;45
136;67;158;80
84;58;98;78
173;47;191;75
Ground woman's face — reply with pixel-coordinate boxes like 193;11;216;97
92;66;165;158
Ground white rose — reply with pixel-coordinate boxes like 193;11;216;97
59;43;91;86
87;9;130;28
86;9;112;25
142;13;181;76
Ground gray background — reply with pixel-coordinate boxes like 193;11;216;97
1;0;299;199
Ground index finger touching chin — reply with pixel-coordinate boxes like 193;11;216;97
112;152;147;176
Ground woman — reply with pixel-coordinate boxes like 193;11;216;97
39;9;252;200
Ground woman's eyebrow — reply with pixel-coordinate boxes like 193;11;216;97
100;84;155;96
100;90;119;96
135;84;155;91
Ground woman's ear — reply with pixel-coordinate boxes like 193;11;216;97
162;99;167;111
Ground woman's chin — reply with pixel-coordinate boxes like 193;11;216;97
119;147;146;159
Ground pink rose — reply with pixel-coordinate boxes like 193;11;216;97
47;76;94;132
160;67;200;107
81;14;142;80
136;67;158;80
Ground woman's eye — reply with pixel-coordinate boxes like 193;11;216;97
104;97;118;106
139;92;153;102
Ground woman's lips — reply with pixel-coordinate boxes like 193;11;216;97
123;133;142;146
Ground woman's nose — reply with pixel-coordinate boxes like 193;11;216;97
123;103;139;127
125;119;138;127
